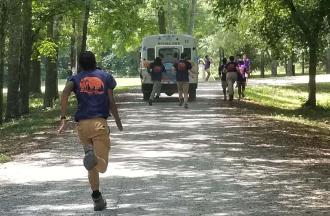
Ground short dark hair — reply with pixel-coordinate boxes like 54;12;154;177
229;56;235;61
154;57;162;65
79;51;97;71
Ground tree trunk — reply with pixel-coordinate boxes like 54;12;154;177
305;44;317;108
287;52;295;76
271;59;278;76
0;0;8;124
43;17;59;108
20;0;32;115
81;0;90;54
187;0;197;35
284;58;288;75
6;0;21;120
70;18;77;74
260;51;265;78
326;48;330;74
30;59;41;94
158;7;166;34
301;51;305;74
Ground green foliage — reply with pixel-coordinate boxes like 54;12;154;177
35;39;58;60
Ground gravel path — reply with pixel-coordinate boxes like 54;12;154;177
0;82;329;215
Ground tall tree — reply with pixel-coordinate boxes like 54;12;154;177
187;0;197;35
43;16;60;108
20;0;33;114
81;0;91;53
0;0;8;124
70;18;77;73
158;6;166;34
6;0;22;120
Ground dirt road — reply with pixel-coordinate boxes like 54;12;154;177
0;82;329;215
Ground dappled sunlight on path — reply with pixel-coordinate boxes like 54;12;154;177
0;82;329;215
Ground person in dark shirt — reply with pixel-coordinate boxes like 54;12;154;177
148;57;166;105
225;56;239;101
173;53;193;108
58;51;123;211
218;58;228;101
204;55;212;81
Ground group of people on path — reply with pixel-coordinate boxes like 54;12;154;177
57;51;250;212
148;53;193;109
219;54;251;101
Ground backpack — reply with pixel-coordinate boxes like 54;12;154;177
178;62;187;72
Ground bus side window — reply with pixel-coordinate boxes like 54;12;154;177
147;48;155;61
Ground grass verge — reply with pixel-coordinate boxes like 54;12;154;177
0;86;138;162
244;82;330;130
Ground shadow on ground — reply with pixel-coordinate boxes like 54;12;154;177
0;82;329;215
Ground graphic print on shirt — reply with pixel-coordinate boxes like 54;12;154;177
178;62;187;72
227;63;236;72
153;65;162;73
79;76;105;95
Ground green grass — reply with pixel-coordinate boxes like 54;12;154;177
245;82;330;128
0;153;10;163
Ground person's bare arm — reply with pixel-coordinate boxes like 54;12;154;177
58;81;74;133
108;89;123;131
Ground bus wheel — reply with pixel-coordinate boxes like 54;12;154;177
165;93;174;96
189;88;196;101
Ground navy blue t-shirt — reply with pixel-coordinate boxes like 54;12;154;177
149;63;166;81
70;69;117;122
174;60;192;82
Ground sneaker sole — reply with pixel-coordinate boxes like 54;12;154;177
83;151;98;171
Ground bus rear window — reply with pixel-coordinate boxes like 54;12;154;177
147;48;155;61
183;48;191;60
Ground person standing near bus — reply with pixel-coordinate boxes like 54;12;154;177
204;55;212;81
219;58;228;101
173;53;193;108
58;51;123;211
225;56;239;101
148;57;166;105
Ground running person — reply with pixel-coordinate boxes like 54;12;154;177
225;56;239;101
204;55;211;81
148;57;166;105
218;58;228;101
58;51;123;211
173;53;193;109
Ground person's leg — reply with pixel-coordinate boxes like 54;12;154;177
205;69;210;81
89;119;110;188
78;119;109;211
177;82;183;106
149;81;157;104
155;81;161;98
242;81;246;97
183;82;189;108
221;81;227;100
237;81;242;100
226;73;234;100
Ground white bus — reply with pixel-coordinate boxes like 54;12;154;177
139;34;199;100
